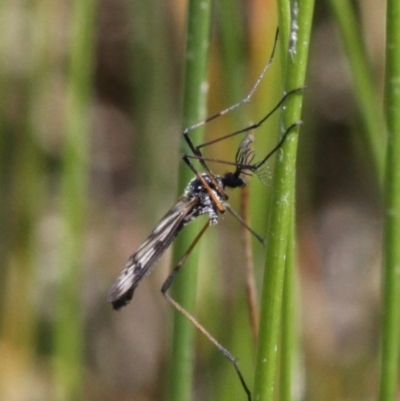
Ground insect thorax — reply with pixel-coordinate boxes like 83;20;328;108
183;174;226;225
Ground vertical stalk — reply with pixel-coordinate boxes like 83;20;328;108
328;0;385;184
378;1;400;400
253;1;315;400
0;5;53;392
168;1;212;400
280;206;301;401
0;0;45;351
54;0;96;400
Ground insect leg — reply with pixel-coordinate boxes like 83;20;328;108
182;28;280;139
161;221;252;401
225;205;265;245
183;119;302;175
250;121;303;171
183;153;241;168
196;86;304;152
180;29;281;196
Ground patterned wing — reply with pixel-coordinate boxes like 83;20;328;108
108;197;198;310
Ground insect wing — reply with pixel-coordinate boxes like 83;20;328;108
108;197;198;309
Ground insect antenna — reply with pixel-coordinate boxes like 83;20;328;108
235;133;256;166
237;121;303;176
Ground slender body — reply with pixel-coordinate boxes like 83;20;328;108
108;172;244;310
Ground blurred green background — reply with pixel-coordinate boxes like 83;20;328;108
0;0;385;401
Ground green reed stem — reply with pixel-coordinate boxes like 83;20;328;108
54;0;96;400
378;1;400;400
168;1;212;401
328;0;386;184
279;207;297;401
253;1;315;400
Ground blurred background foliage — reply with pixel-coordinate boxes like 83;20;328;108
0;0;386;401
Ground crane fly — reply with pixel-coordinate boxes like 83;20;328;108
108;122;299;309
108;28;303;401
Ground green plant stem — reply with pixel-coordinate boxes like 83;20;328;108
0;0;47;350
279;209;296;401
328;0;385;184
253;1;315;400
378;1;400;400
54;1;96;400
129;0;178;212
168;1;212;401
277;0;291;56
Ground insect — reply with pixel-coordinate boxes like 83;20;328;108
108;29;302;401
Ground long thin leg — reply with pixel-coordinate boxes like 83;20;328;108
180;89;304;198
225;205;265;245
251;121;303;170
197;87;304;151
183;153;245;168
181;29;281;182
161;221;252;401
180;29;303;207
231;121;302;174
184;121;302;176
183;29;280;139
